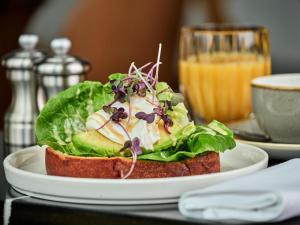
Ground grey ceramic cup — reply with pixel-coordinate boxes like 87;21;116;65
252;74;300;144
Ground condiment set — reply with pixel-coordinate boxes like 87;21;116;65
2;34;91;155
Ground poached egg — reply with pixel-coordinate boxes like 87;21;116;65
86;94;160;150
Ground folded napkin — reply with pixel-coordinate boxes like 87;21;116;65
179;159;300;224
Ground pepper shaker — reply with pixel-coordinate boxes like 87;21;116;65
35;37;91;111
2;34;46;154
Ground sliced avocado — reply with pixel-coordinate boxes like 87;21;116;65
72;130;122;157
73;102;194;156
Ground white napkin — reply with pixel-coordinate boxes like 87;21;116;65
179;159;300;224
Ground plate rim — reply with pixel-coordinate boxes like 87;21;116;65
12;187;178;205
4;142;268;184
237;139;300;151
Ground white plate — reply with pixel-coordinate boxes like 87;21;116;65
229;118;300;160
4;143;268;205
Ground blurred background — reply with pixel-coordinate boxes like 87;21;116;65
1;0;300;129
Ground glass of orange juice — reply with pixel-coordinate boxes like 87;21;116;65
179;25;271;123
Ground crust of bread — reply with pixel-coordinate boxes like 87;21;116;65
45;147;220;179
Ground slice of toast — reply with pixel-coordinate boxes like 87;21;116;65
46;147;220;179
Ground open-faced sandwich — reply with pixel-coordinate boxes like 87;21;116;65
35;45;236;179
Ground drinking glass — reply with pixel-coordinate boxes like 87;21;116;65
179;25;271;123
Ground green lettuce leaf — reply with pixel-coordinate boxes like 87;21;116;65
108;73;127;81
35;81;113;153
138;120;236;162
155;82;173;101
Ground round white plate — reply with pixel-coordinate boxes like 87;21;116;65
229;117;300;160
4;143;268;205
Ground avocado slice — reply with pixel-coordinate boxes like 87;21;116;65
73;102;195;156
73;122;194;156
73;130;122;157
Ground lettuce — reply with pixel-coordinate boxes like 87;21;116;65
108;73;127;81
138;121;236;162
155;82;173;102
35;80;235;160
35;81;113;153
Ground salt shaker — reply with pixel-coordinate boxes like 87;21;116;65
35;37;90;111
2;34;46;154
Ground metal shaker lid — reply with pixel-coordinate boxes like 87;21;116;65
35;37;91;76
2;34;46;70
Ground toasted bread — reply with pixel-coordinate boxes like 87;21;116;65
46;148;220;179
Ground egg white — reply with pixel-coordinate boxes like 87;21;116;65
86;94;160;150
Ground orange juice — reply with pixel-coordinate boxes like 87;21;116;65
179;54;271;122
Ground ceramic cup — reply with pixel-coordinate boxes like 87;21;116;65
251;74;300;144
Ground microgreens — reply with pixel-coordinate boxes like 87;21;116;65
119;137;142;179
111;82;127;103
97;107;128;131
96;43;177;178
135;112;155;124
154;43;162;84
164;100;173;111
132;64;155;95
160;114;174;134
153;104;174;134
135;99;174;133
120;137;143;155
96;105;142;179
133;82;147;97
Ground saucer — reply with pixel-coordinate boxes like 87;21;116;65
229;118;300;160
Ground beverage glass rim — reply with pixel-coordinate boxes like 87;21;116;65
181;24;267;33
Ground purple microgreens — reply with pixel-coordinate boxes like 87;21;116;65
147;62;162;86
132;64;155;95
153;106;163;116
128;62;135;78
133;82;147;97
145;98;160;108
96;118;111;131
120;137;143;156
145;74;156;83
164;100;173;111
102;105;114;114
111;84;127;103
119;140;132;152
119;137;142;179
161;114;173;134
122;150;137;179
127;98;132;125
152;103;174;134
106;45;164;113
137;62;152;71
141;71;156;82
125;84;135;124
154;43;162;85
129;62;152;79
97;107;128;132
132;137;143;155
97;45;166;178
107;44;163;109
111;107;128;123
135;112;155;124
98;114;136;179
